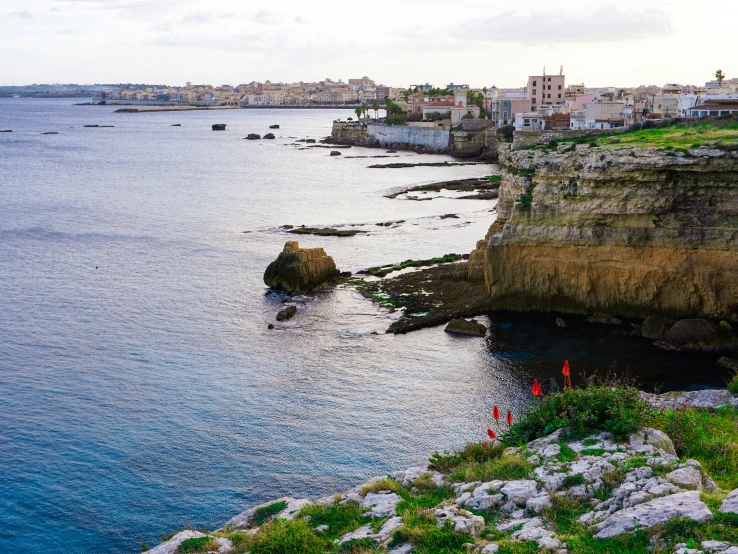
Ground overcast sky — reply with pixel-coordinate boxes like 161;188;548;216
0;0;733;88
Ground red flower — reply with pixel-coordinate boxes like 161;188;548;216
506;410;513;426
493;405;500;421
532;379;542;397
487;428;497;440
562;360;570;377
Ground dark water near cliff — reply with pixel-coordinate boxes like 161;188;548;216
0;99;730;554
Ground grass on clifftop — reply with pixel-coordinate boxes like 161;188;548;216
652;406;738;490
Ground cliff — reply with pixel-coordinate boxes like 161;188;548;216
468;140;738;320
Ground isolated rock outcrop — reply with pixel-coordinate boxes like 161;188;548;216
654;318;738;351
444;318;487;336
264;241;340;293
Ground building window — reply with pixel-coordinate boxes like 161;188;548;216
548;77;551;82
558;85;562;90
533;80;537;86
524;119;530;123
548;94;551;99
532;89;536;95
558;94;561;99
548;85;551;90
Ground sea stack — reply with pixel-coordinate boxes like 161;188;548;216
264;241;340;293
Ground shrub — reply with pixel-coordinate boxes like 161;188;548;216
502;384;653;444
497;125;514;142
562;473;586;488
448;455;532;483
728;371;738;395
429;442;504;473
252;501;288;526
360;477;402;496
176;537;219;553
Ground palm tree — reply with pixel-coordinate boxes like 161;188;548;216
716;70;726;86
361;104;369;119
355;106;363;121
618;89;625;99
372;102;379;119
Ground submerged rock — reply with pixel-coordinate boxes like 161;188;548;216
245;133;261;140
264;133;276;139
330;151;342;156
718;356;738;371
264;241;340;294
555;317;567;328
641;315;669;339
444;318;487;337
655;318;737;351
269;124;280;129
276;305;297;321
212;123;227;131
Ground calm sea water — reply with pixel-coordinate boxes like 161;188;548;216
0;99;730;554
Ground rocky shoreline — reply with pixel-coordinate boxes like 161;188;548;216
143;389;738;554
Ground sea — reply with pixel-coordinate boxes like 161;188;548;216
0;99;731;554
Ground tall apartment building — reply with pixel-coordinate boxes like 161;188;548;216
527;73;566;109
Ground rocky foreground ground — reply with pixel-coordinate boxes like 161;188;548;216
144;389;738;554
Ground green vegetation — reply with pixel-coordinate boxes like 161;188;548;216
556;442;577;463
429;442;505;473
561;473;586;488
361;477;403;496
234;519;327;554
728;371;738;395
252;501;288;526
288;226;367;237
297;500;367;541
651;406;738;489
447;454;533;483
176;537;220;553
362;253;465;278
504;384;652;445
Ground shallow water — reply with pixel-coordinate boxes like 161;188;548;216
0;100;730;554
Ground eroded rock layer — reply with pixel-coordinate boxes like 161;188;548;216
468;145;738;319
264;241;339;293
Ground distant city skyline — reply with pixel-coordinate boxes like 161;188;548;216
0;0;734;86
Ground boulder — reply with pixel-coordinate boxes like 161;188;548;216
718;357;738;371
245;133;261;140
555;317;567;328
720;488;738;514
305;138;316;143
500;480;538;506
212;124;227;131
264;242;340;294
655;318;738;351
269;124;280;129
444;318;487;337
360;492;402;518
587;314;622;325
330;151;342;156
276;306;297;321
593;491;713;538
171;124;182;127
264;133;276;139
641;315;668;339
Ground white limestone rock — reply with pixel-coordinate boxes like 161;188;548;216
720;488;738;514
142;531;206;554
643;389;738;410
593;491;713;539
627;428;677;456
667;466;704;490
338;524;373;546
389;544;414;554
481;544;500;553
435;504;485;536
700;540;728;552
361;492;402;518
500;480;538;506
526;492;553;514
225;497;309;529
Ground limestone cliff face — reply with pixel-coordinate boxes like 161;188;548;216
468;145;738;319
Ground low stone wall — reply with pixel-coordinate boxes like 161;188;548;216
461;119;495;132
366;124;451;151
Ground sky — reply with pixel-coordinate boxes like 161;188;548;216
0;0;734;88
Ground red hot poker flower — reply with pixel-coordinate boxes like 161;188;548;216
506;410;513;426
487;428;497;440
562;360;570;377
493;405;500;421
532;379;542;397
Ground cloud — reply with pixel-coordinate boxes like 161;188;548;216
8;10;34;18
454;5;672;44
182;11;212;24
250;9;278;25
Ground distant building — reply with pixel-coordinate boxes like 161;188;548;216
446;83;470;90
527;73;566;109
